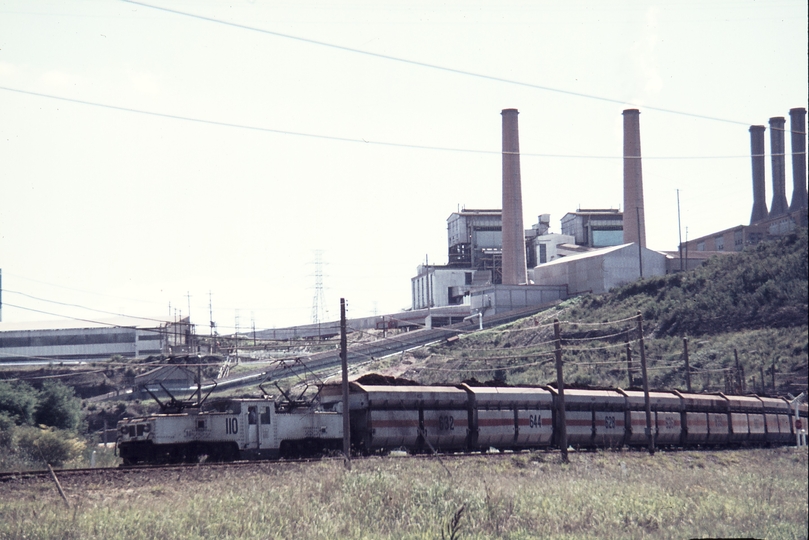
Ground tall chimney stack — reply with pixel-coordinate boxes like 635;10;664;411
768;116;789;218
622;109;646;247
789;107;807;212
501;108;527;285
749;125;768;224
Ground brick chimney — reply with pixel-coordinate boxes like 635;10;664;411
622;109;646;247
768;116;789;218
501;108;527;285
789;108;807;212
749;125;768;224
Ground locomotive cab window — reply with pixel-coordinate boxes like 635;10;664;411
197;419;205;430
248;406;258;425
260;406;271;425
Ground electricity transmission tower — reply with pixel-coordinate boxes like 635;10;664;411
311;250;328;328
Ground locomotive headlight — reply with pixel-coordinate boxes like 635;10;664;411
143;424;151;433
120;426;128;435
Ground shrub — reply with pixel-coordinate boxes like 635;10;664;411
0;412;15;446
14;426;86;468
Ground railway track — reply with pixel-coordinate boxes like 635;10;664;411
0;456;337;486
0;445;576;487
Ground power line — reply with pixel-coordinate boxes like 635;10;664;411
2;302;168;333
122;0;755;127
4;289;173;325
1;271;168;307
3;85;800;160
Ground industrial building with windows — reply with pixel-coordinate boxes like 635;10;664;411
411;208;623;310
0;316;192;363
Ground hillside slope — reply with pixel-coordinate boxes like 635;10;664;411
567;227;808;337
360;228;808;394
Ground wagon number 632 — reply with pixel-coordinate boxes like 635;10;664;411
438;415;455;431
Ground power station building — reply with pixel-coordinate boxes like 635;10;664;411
414;105;806;317
411;210;589;310
560;209;624;248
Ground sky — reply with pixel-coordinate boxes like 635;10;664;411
0;0;807;333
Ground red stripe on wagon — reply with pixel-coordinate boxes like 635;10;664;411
371;420;419;428
566;420;593;426
423;420;468;427
479;419;514;427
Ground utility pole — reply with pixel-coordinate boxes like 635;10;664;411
677;189;684;272
637;312;654;455
625;332;633;387
234;310;240;362
340;298;351;469
425;254;432;329
740;363;746;393
636;207;643;278
734;349;742;393
554;319;568;463
209;291;215;354
684;227;689;271
683;338;692;392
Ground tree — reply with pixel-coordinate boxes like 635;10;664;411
0;380;38;425
33;380;81;431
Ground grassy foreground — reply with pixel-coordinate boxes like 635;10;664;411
0;448;806;540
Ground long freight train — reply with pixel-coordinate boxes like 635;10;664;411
116;381;807;465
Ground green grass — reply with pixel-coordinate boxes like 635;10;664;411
1;448;806;539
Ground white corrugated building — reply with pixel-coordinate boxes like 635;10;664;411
532;243;668;295
0;316;188;363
